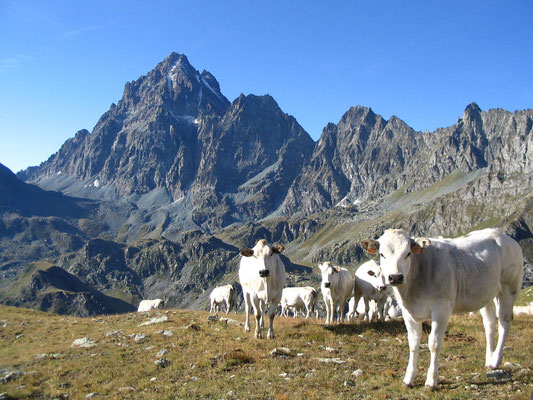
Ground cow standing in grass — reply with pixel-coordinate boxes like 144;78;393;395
209;284;236;314
362;228;523;390
239;239;286;339
318;262;354;325
280;286;318;319
353;260;388;322
137;299;164;312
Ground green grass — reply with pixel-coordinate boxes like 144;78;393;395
1;289;532;399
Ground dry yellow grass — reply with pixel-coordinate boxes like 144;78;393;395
1;300;532;399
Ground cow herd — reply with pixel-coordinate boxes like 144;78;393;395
137;228;526;390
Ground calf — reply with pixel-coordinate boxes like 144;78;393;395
137;299;164;312
318;262;354;325
209;284;235;314
362;228;523;390
280;286;317;318
353;260;388;322
239;239;286;339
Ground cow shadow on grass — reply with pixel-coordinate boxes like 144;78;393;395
322;320;407;336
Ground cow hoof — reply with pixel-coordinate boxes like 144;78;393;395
403;383;414;389
425;384;437;392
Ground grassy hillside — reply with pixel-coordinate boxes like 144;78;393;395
1;290;532;399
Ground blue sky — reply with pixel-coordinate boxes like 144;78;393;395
1;0;532;173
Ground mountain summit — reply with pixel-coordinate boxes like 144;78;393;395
20;53;314;231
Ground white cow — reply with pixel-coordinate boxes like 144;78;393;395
210;284;236;314
280;286;318;318
318;262;354;325
137;299;164;312
239;239;286;339
513;302;533;316
362;228;523;390
384;295;402;320
353;260;388;322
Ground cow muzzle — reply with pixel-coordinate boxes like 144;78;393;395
259;269;270;278
323;282;331;288
378;285;386;291
388;274;404;285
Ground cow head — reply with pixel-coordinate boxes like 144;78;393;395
361;260;386;291
361;229;430;286
240;239;284;278
318;261;340;289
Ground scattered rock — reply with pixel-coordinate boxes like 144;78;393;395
150;377;157;383
134;334;148;343
219;317;243;326
352;369;364;378
270;347;292;357
155;358;170;368
1;370;23;383
315;357;346;364
487;369;511;380
161;330;174;336
207;314;219;322
71;338;97;348
105;330;124;337
118;387;135;392
321;346;337;353
85;393;99;398
183;323;200;331
58;382;71;389
344;380;355;387
156;349;168;358
138;316;169;326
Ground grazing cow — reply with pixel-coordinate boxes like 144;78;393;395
209;284;236;314
239;239;286;339
137;299;164;312
280;287;318;319
353;260;388;322
513;302;533;316
318;262;354;325
362;228;523;390
384;295;402;320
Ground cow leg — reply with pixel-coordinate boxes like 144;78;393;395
480;300;497;367
338;301;346;323
363;298;370;322
403;314;422;387
324;298;331;325
377;298;385;322
489;286;518;369
243;292;251;332
210;301;214;313
251;297;263;339
225;299;230;314
425;310;450;390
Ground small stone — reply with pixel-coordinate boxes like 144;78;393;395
138;315;169;326
352;369;364;378
161;330;174;336
155;358;170;368
344;380;355;387
58;382;71;389
85;393;99;399
219;317;243;326
487;369;511;380
207;314;219;322
322;346;337;353
184;323;200;331
315;357;346;364
134;334;148;343
105;330;124;337
71;337;97;348
118;387;135;392
156;349;168;358
150;377;157;383
270;347;291;357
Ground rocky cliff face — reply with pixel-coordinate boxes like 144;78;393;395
22;53;314;231
282;103;533;216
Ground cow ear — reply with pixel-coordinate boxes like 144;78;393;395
367;270;375;276
272;244;284;254
241;248;254;257
411;237;431;254
361;239;379;255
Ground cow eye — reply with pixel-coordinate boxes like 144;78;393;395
405;252;411;258
379;253;385;259
367;270;375;276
